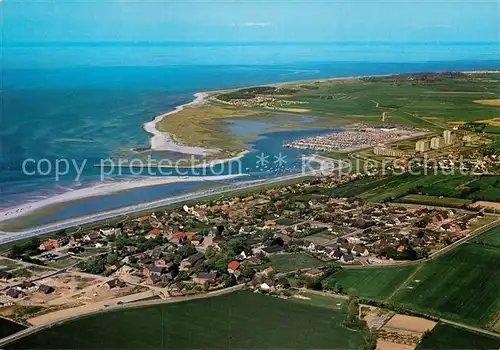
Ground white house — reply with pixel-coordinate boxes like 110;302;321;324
100;228;121;236
260;283;271;291
340;254;355;264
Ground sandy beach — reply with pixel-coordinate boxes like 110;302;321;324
0;174;247;223
143;92;219;155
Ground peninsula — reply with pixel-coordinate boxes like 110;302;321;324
148;71;500;160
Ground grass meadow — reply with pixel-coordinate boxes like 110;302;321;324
267;253;325;273
417;323;500;349
330;231;500;330
5;292;366;349
324;265;418;301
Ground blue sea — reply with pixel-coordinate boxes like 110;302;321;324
1;42;499;226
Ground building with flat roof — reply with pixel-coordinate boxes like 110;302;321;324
443;130;457;145
373;146;406;158
430;136;445;149
415;139;431;153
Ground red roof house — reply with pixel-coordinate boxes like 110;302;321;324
227;261;241;274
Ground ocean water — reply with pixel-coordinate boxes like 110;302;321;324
1;42;499;225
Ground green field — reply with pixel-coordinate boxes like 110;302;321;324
46;257;80;269
330;172;449;202
472;224;500;248
417;323;500;349
267;253;325;273
396;194;473;208
286;73;499;126
332;231;500;329
0;258;23;272
5;292;366;349
324;265;418;301
288;292;348;311
391;243;500;328
0;318;27;340
331;173;500;204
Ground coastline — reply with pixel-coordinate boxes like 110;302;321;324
141;70;485;160
2;69;493;234
143;92;218;155
141;74;382;158
0;174;247;223
0;167;331;243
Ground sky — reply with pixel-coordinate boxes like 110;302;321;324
1;0;499;43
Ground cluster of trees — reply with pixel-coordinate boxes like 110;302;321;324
217;86;277;101
483;139;500;156
164;244;197;264
343;289;377;350
110;233;170;256
78;255;107;275
322;278;343;293
9;237;42;260
379;245;420;261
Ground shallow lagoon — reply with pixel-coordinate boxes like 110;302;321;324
30;125;339;226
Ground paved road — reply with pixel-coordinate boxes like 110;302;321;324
0;284;244;347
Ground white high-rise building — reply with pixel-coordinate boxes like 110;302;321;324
443;130;456;145
415;139;431;152
430;136;445;149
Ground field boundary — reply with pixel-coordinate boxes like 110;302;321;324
0;285;244;347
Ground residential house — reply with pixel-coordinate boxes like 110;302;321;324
263;220;276;229
57;236;70;247
19;281;37;291
180;252;204;270
260;282;272;291
145;229;163;239
211;235;223;250
352;245;370;257
304;268;323;278
193;271;217;284
168;281;185;295
261;245;283;255
39;239;58;251
105;279;126;289
38;284;55;294
227;261;240;274
194;209;207;218
261;266;273;276
169;232;186;244
247;256;262;265
144;264;166;276
0;270;13;281
6;288;25;299
84;231;101;242
340;254;355;264
100;227;122;236
339;242;352;253
332;248;343;260
190;235;204;246
146;273;162;285
69;233;84;244
306;242;316;252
